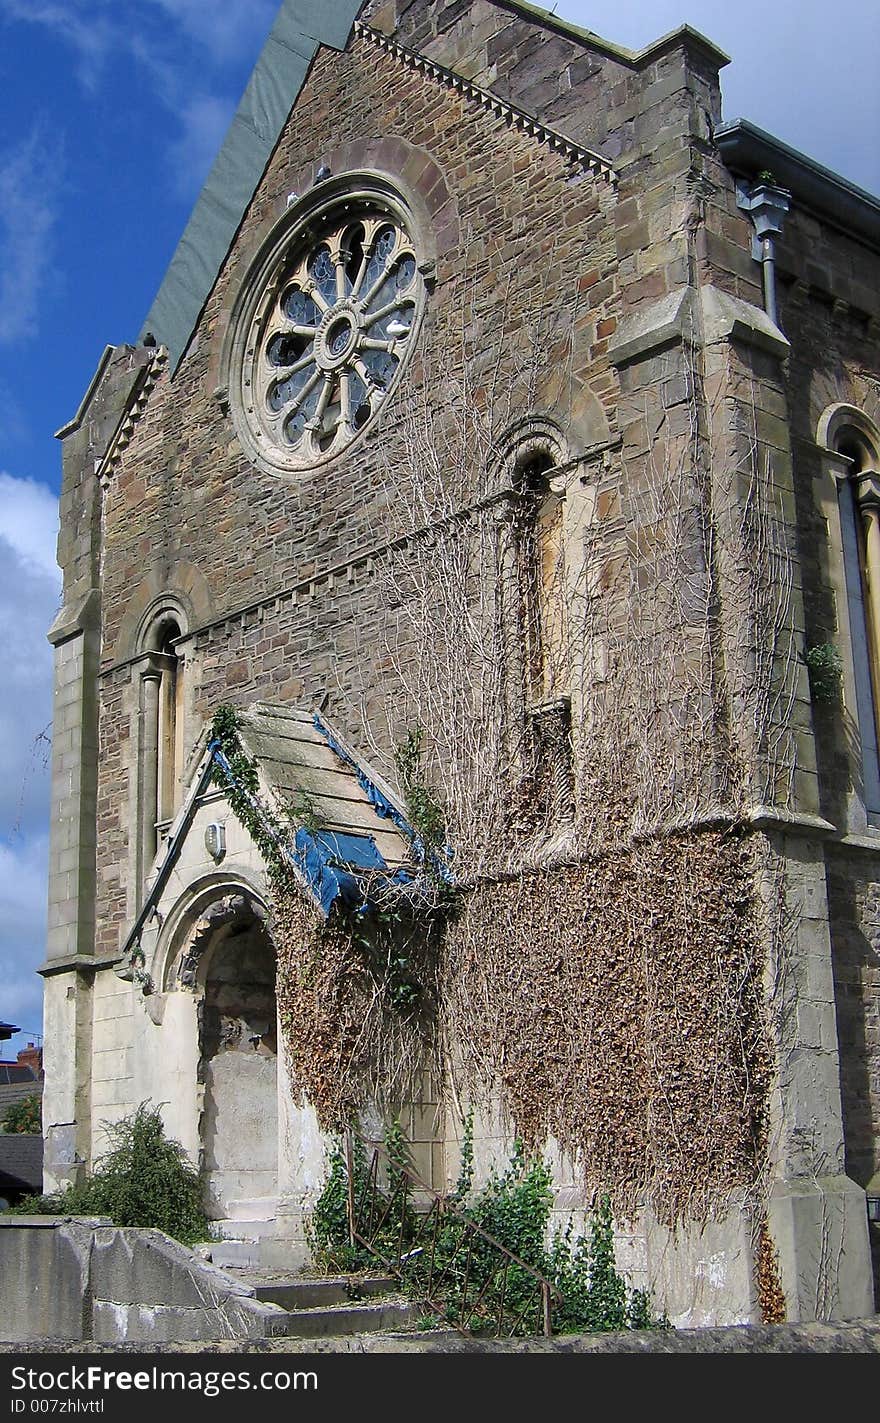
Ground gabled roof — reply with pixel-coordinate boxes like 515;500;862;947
139;0;725;375
140;0;363;371
122;700;435;961
236;702;412;875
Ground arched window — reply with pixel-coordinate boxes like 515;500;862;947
818;404;880;815
135;604;188;883
514;442;573;825
517;450;571;706
519;453;567;705
156;619;184;826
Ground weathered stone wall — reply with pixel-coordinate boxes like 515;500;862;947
0;1218;284;1344
824;852;880;1196
92;26;628;961
46;1;878;1325
771;185;880;1274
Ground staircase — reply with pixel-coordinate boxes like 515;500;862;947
220;1268;422;1339
195;1216;425;1339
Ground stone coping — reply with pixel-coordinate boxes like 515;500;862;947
1;1318;879;1353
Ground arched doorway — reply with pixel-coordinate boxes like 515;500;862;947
199;912;278;1218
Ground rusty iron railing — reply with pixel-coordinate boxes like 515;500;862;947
341;1129;560;1337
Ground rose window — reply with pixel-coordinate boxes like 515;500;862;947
240;208;424;470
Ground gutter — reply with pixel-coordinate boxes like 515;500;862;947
716;118;880;253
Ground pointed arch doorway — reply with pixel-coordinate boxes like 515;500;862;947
192;898;279;1218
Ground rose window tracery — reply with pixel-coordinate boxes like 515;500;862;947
240;207;424;470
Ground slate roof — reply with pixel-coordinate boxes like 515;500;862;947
0;1066;38;1088
140;0;362;369
0;1135;43;1193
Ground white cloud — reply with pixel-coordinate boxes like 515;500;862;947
0;474;58;1054
0;474;60;841
169;93;237;199
0;472;60;579
147;0;277;65
0;129;58;346
0;834;48;1051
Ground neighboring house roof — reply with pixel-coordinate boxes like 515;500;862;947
0;1023;20;1041
0;1066;37;1087
0;1081;42;1114
0;1135;43;1193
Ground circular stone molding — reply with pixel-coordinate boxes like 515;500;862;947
227;176;427;476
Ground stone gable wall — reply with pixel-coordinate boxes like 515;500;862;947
92;30;625;955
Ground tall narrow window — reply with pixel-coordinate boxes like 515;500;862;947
517;451;573;824
520;454;569;705
157;620;183;826
136;606;187;885
819;405;880;815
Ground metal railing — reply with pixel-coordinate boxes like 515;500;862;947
340;1130;560;1337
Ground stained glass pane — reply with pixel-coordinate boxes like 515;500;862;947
343;224;365;295
371;301;414;341
283;379;321;443
347;369;368;417
395;255;416;291
281;288;320;325
362;349;398;387
362;225;396;296
267;332;314;367
308;246;336;302
267;362;314;412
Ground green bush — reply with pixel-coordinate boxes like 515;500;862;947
1;1094;41;1134
308;1120;665;1334
16;1103;210;1246
307;1122;419;1272
805;643;843;704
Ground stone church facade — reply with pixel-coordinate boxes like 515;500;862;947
43;0;879;1326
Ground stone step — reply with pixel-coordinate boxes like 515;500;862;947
274;1298;421;1338
248;1274;396;1311
204;1240;263;1270
225;1197;279;1221
211;1217;277;1241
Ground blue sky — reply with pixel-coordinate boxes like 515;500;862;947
0;0;878;1058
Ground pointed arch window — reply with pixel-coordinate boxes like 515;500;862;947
156;619;184;826
519;453;569;705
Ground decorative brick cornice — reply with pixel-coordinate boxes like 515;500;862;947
354;22;617;187
97;346;168;489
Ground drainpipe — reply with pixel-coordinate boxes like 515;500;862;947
735;179;791;328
